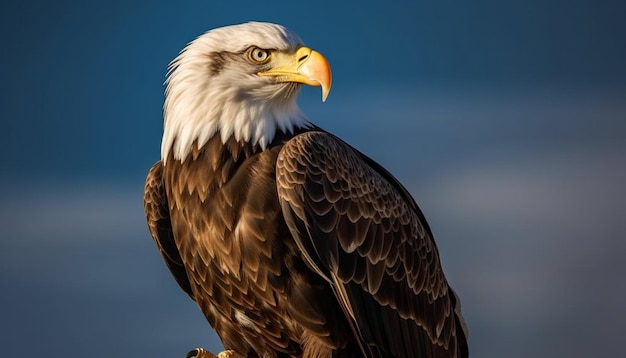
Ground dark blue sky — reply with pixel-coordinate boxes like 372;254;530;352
1;1;626;358
1;0;625;180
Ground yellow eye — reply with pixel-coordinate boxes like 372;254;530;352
248;47;271;64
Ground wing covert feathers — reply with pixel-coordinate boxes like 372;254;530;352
144;161;194;298
276;131;468;357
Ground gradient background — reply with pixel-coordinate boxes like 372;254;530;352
1;1;625;357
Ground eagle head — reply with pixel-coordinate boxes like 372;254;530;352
162;22;332;163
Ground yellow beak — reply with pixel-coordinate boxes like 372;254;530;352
258;46;332;102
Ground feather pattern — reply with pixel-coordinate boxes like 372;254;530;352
276;131;468;357
148;133;362;357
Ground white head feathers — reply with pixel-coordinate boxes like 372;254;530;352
161;22;311;163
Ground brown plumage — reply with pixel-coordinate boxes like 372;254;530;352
144;22;468;358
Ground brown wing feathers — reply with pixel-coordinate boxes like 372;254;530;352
144;161;194;298
277;131;467;357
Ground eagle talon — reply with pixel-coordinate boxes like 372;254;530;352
185;348;202;358
185;348;242;358
217;350;241;358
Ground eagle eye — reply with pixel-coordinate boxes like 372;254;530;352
248;47;271;64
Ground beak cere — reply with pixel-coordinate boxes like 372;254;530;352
258;46;332;102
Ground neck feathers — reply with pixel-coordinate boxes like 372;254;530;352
161;88;310;164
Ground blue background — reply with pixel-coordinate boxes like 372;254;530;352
1;1;625;357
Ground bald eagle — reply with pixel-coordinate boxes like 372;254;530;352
144;22;468;358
